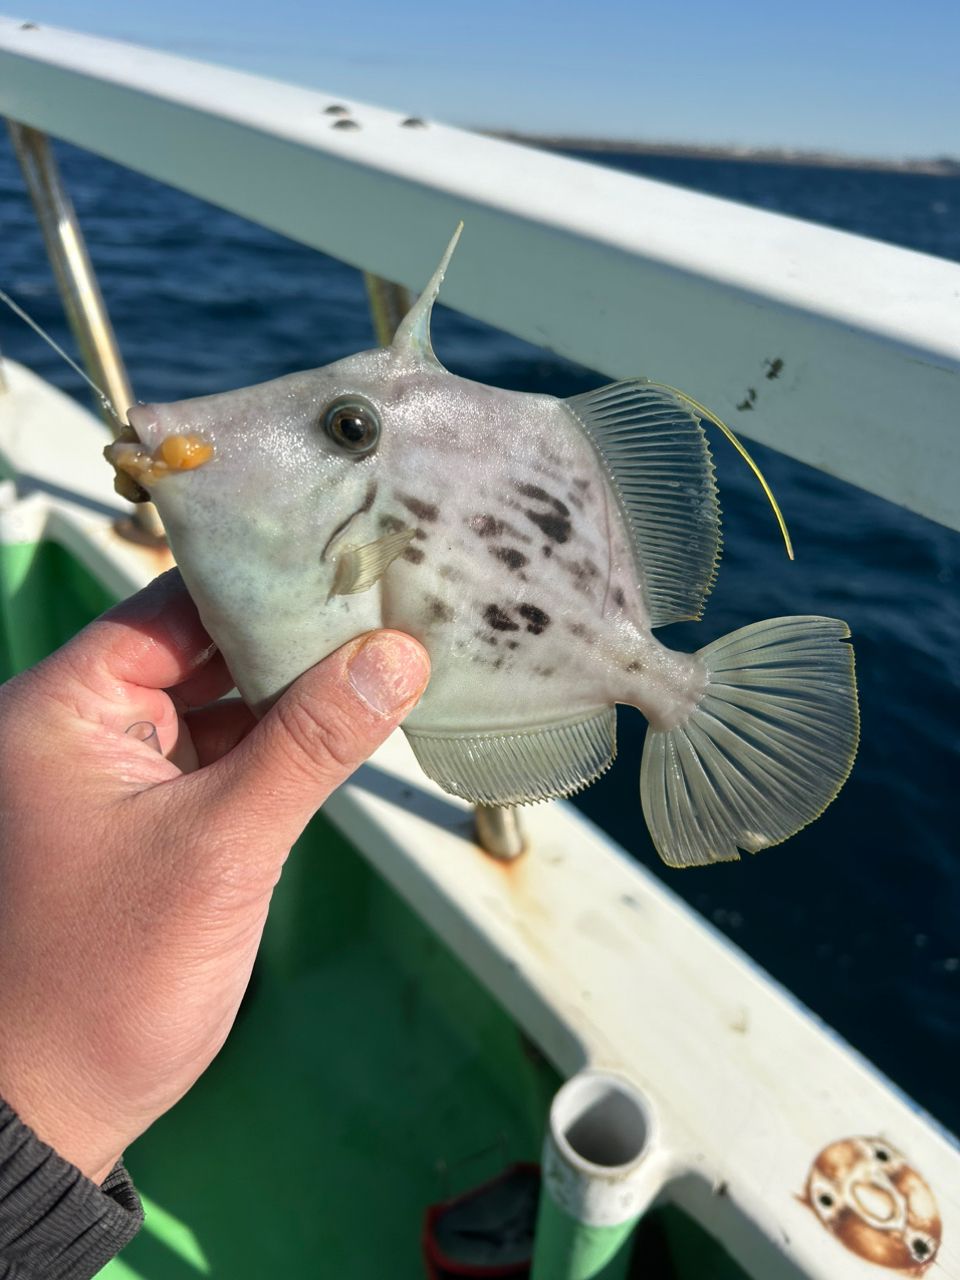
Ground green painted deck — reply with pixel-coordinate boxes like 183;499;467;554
105;821;559;1277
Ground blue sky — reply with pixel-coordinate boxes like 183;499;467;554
13;1;959;158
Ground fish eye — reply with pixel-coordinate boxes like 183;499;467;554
323;397;381;455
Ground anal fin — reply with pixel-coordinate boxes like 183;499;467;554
404;707;616;806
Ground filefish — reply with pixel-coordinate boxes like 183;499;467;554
79;230;860;867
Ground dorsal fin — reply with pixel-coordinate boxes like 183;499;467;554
564;381;721;627
391;223;463;367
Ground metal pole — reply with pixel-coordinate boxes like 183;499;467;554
362;269;526;861
474;805;526;860
362;272;411;349
6;121;164;540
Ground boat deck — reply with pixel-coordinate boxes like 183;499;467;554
107;822;555;1276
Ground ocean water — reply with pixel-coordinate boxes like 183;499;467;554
1;137;958;1135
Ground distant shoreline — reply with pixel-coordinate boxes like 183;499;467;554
484;131;960;177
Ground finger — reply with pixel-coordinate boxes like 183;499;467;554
197;630;429;856
169;649;236;711
39;569;217;703
183;699;257;768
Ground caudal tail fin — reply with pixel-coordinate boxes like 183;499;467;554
640;617;859;868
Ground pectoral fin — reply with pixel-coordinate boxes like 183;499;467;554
330;528;416;596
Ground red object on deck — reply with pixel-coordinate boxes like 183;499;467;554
422;1162;541;1278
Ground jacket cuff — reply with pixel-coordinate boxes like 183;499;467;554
0;1099;143;1279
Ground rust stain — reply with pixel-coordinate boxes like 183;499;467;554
478;835;529;877
799;1137;941;1273
728;1006;749;1034
477;840;558;971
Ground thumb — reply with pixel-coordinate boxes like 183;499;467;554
199;630;429;856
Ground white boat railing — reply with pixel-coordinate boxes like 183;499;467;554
0;16;958;532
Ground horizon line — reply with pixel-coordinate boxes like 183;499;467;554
478;129;960;175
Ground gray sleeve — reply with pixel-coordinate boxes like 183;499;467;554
0;1099;143;1278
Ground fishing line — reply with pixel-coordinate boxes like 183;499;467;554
0;287;122;423
649;379;795;561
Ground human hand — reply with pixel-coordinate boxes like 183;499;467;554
0;570;429;1185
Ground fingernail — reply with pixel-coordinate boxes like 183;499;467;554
348;633;429;716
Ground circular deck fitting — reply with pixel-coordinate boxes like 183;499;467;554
802;1136;941;1272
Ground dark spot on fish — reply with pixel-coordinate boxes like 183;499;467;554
427;596;454;623
399;494;439;522
573;478;590;492
533;666;555;678
572;557;600;581
322;484;382;558
542;545;553;558
324;103;350;115
569;622;596;644
506;640;520;650
402;546;425;564
472;513;532;545
764;357;784;380
612;587;626;609
565;557;600;594
492;656;505;670
379;513;407;534
518;604;550;635
332;118;361;131
413;527;428;541
471;514;503;538
567;490;585;511
438;563;461;581
516;482;569;517
736;388;757;411
484;604;520;632
400;116;426;128
491;546;528;571
625;660;643;674
525;509;571;544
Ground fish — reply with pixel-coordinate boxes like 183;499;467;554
7;229;860;868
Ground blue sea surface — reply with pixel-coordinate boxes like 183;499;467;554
1;138;957;1134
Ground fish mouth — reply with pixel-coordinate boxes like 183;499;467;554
104;405;215;501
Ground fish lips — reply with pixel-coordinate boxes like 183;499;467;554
105;404;215;501
125;403;162;451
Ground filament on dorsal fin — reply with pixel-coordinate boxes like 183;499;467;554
646;380;794;561
0;287;122;423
